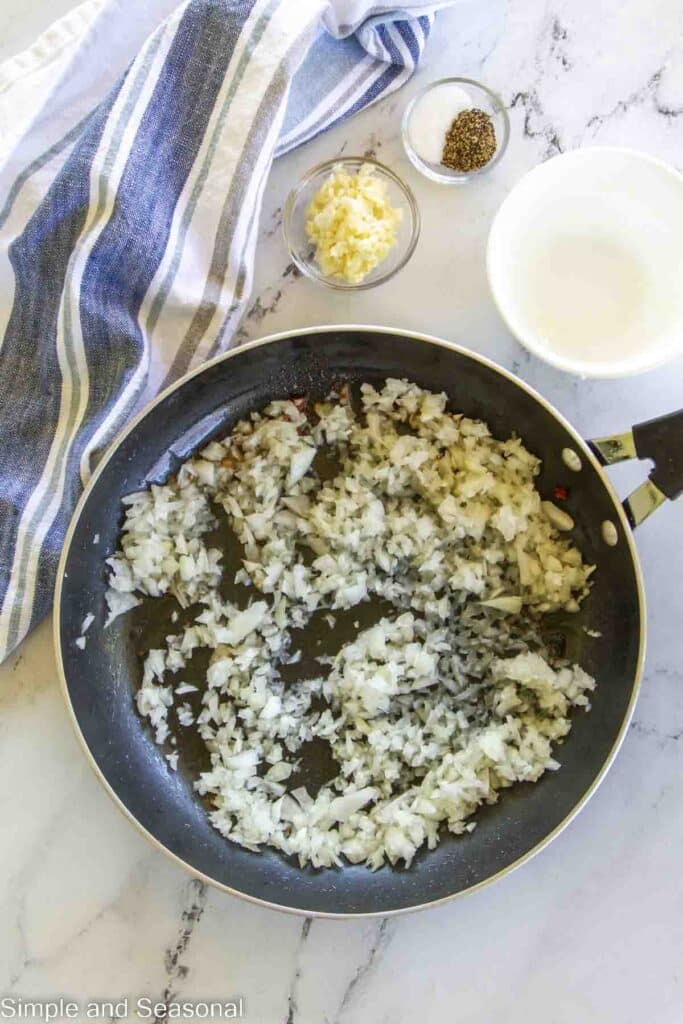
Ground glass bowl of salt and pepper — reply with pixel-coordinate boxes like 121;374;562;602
402;77;509;184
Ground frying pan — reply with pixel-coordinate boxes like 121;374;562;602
55;326;683;917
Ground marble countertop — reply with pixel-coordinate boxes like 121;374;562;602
1;1;682;1020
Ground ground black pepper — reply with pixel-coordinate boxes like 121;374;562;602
442;108;497;172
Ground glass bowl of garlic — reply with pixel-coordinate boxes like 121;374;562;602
283;157;421;290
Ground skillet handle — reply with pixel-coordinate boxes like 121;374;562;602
588;408;683;528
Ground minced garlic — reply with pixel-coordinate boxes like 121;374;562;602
305;163;402;284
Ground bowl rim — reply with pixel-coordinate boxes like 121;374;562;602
282;155;421;291
486;145;683;378
401;76;510;185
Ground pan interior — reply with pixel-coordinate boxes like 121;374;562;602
58;328;642;915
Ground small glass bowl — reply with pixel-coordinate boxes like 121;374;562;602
402;77;510;185
282;156;421;290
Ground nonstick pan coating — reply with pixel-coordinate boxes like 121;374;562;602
56;327;645;916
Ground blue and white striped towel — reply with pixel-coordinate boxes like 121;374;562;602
0;0;454;662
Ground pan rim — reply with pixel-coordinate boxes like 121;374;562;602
54;324;647;919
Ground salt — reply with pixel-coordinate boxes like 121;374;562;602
408;84;472;164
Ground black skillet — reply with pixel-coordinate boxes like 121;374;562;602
55;327;683;917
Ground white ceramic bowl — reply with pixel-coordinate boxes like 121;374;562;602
487;147;683;377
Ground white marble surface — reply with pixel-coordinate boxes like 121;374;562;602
2;1;683;1020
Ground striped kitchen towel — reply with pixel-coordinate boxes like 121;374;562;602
0;0;454;662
